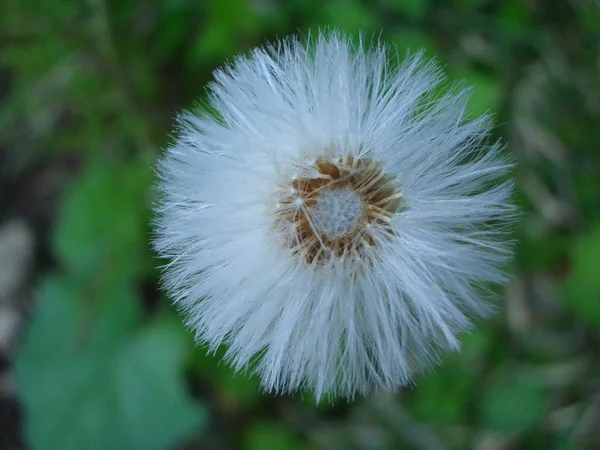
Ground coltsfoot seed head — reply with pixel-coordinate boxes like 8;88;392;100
153;30;516;401
274;155;402;266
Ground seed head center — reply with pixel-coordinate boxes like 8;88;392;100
274;155;403;266
310;187;363;239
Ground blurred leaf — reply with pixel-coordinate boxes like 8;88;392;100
115;315;206;448
463;326;494;355
14;275;205;450
517;218;570;270
453;70;499;118
391;29;437;56
498;1;534;41
455;0;486;5
218;371;263;405
187;0;259;66
554;440;585;450
152;0;200;61
301;391;335;411
562;223;600;333
382;0;428;20
411;358;477;423
191;345;263;405
481;378;548;432
321;0;377;33
246;422;304;450
410;329;491;422
53;161;153;282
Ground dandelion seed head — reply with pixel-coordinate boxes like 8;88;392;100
153;30;516;401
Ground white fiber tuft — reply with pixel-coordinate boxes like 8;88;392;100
153;30;517;402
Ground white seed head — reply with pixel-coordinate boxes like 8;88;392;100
153;30;516;401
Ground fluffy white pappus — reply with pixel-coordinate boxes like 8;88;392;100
153;30;516;401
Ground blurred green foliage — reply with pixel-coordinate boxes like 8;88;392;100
481;377;547;432
15;276;204;450
563;224;600;334
2;0;599;449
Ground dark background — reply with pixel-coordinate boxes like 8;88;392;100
1;0;599;449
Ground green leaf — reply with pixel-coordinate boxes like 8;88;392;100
391;29;437;56
14;275;205;450
498;1;534;40
53;162;153;281
481;378;548;432
517;218;570;270
453;70;499;118
192;345;263;405
321;0;377;33
410;328;491;422
217;370;263;405
114;317;205;448
382;0;428;20
246;422;304;450
411;358;476;422
562;224;600;333
454;0;487;7
187;0;259;66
